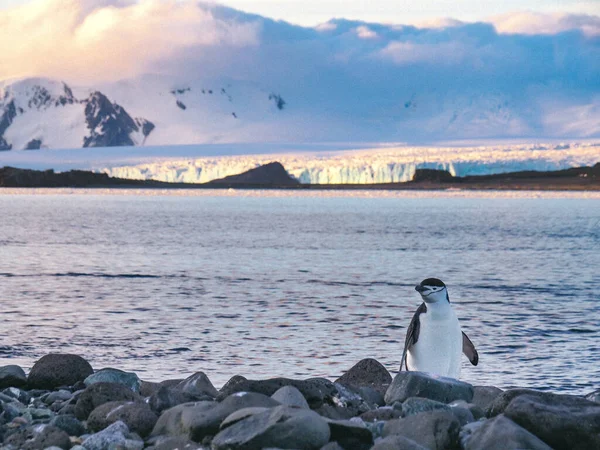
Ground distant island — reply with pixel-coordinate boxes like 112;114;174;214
1;161;599;190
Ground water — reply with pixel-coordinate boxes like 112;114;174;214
1;189;599;394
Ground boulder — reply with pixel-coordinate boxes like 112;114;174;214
585;388;600;404
140;379;183;397
149;385;203;413
87;400;158;437
382;410;461;449
152;392;279;441
149;436;205;449
0;365;27;389
460;414;552;450
472;385;503;411
271;385;310;409
74;381;142;420
401;397;450;417
221;407;271;429
82;420;143;450
84;368;141;393
335;358;392;397
211;405;330;449
503;393;600;450
360;406;402;423
176;372;219;398
4;424;72;449
326;419;374;450
50;414;86;437
27;354;93;390
487;388;586;417
385;371;473;405
370;435;429;450
218;377;337;409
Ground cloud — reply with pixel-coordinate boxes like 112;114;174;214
0;0;259;83
492;11;600;37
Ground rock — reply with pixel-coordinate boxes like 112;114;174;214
0;365;27;389
149;436;204;449
326;419;374;450
207;162;300;187
584;388;600;404
84;368;141;393
221;407;271;429
472;385;503;411
382;410;461;449
211;405;330;450
149;385;204;414
2;386;30;403
335;359;392;398
370;435;429;450
220;375;247;393
503;393;600;450
413;168;455;182
4;424;72;449
271;385;310;409
360;406;402;422
460;414;552;450
385;371;473;405
82;420;143;450
176;372;219;398
320;442;346;450
401;397;451;417
140;379;183;397
27;354;93;390
313;403;358;420
448;404;475;426
83;92;141;148
87;400;158;437
486;388;581;417
218;377;337;409
152;392;279;441
74;382;142;420
43;390;73;405
50;414;86;437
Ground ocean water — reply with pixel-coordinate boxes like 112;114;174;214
1;189;599;395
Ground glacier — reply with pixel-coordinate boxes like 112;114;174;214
99;142;600;184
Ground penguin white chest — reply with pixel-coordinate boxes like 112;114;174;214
407;309;463;378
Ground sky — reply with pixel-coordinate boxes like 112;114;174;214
0;0;598;26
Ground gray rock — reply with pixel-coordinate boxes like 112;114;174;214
221;407;271;429
460;414;552;450
486;388;551;417
448;405;475;425
82;420;143;450
385;371;474;405
219;375;248;393
335;358;392;397
27;354;93;390
87;400;158;437
584;388;600;404
313;403;358;420
218;377;337;409
382;410;461;449
0;365;27;389
401;397;451;417
84;368;141;393
370;435;428;450
149;385;201;413
2;387;30;404
472;385;503;411
29;407;55;421
503;392;600;450
4;424;72;449
149;436;204;449
43;390;73;405
177;372;219;398
211;405;330;450
360;406;402;422
271;385;310;409
74;382;141;420
140;379;183;397
320;442;345;450
152;392;279;441
326;419;373;450
50;414;86;437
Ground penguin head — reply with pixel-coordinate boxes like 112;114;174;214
415;278;449;303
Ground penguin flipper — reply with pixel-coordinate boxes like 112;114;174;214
401;303;427;371
462;331;479;366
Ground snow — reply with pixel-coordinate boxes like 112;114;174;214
1;141;598;185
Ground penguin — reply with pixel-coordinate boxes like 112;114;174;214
400;278;478;379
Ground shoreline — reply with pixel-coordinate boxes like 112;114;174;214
1;354;598;449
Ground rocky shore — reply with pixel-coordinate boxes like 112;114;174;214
1;162;599;190
0;355;599;449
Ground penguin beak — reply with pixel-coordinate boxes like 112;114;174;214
415;285;427;293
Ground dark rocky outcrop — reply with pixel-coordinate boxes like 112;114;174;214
385;371;474;405
335;358;392;398
0;166;150;188
74;382;142;420
413;168;454;182
24;138;42;150
83;91;151;147
0;99;17;150
208;162;300;187
87;400;158;437
0;365;27;389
